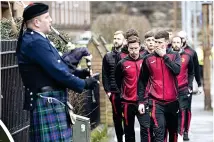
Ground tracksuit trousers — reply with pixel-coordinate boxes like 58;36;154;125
122;102;150;142
178;91;192;135
110;93;124;142
149;99;179;142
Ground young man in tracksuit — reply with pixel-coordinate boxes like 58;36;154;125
177;31;202;91
172;36;194;141
138;30;181;142
144;31;155;55
102;31;126;142
143;30;156;141
116;29;146;64
177;31;202;140
115;36;150;142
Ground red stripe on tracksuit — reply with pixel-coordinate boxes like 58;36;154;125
124;103;128;125
174;133;178;142
148;128;151;142
180;110;185;135
111;94;117;114
187;110;191;132
152;100;158;127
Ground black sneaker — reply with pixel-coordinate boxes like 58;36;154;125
183;132;190;141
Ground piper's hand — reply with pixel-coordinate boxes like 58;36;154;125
66;42;76;50
81;68;91;78
138;104;145;114
84;77;100;90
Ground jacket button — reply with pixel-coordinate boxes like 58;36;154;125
27;88;29;91
57;60;61;63
31;98;33;101
23;86;25;88
30;92;33;95
30;104;32;106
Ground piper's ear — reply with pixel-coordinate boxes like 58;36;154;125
33;18;40;28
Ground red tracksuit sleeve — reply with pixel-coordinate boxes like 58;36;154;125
188;56;194;90
163;52;181;76
138;59;150;104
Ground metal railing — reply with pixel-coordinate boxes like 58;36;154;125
1;40;30;142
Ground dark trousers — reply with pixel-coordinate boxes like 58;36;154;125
149;99;179;142
122;102;150;142
199;65;203;82
178;92;192;135
110;93;124;142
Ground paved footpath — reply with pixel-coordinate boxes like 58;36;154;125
107;93;213;142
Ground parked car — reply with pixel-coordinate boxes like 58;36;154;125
74;31;92;45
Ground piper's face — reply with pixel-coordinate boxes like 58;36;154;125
35;12;52;34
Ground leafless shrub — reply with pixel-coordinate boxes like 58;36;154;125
68;90;88;115
91;13;151;43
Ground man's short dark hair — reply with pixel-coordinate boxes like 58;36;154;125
155;30;169;40
125;29;139;39
127;35;140;45
144;31;154;39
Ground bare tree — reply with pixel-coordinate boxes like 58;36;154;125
91;14;151;43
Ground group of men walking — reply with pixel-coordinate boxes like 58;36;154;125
102;28;202;142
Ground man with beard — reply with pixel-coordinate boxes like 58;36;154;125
115;36;150;142
171;36;194;141
102;30;125;142
177;31;202;140
138;30;181;142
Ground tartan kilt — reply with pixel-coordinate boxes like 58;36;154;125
29;91;72;142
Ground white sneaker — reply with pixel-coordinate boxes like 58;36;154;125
178;134;183;142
